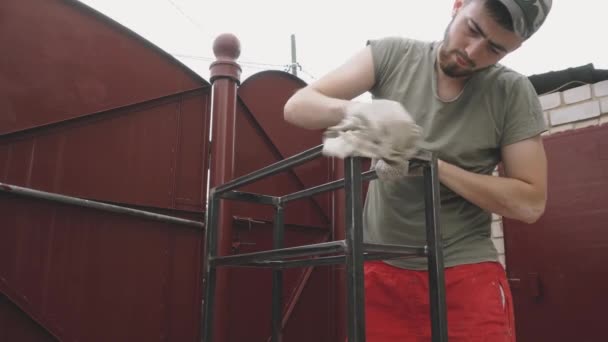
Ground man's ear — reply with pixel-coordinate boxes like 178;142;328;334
452;0;466;17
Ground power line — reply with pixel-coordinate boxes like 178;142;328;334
300;68;317;80
165;0;204;32
172;53;214;62
171;53;316;79
172;52;286;68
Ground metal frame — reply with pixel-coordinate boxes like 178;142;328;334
201;145;448;342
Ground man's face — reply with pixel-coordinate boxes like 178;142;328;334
438;0;524;78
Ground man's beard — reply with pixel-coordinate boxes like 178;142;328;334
437;20;477;78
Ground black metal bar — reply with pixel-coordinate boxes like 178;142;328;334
219;252;422;269
344;157;366;342
279;153;435;205
423;157;448;342
280;170;377;204
0;182;204;229
211;241;346;267
214;145;324;194
201;196;220;342
220;191;278;206
272;205;285;342
362;242;427;256
212;255;346;269
411;149;433;162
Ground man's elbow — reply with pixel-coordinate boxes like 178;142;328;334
283;94;298;126
519;199;546;224
284;88;309;127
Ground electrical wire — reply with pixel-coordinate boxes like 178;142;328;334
165;0;205;32
300;68;317;80
539;80;589;95
171;52;287;69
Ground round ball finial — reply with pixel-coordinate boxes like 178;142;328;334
213;33;241;61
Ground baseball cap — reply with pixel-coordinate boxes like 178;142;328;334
497;0;552;39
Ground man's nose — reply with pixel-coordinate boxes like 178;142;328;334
464;39;484;64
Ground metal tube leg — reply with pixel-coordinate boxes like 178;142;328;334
202;196;220;342
272;205;285;342
344;157;366;342
423;157;448;342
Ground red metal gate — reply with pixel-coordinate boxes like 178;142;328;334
504;125;608;342
1;1;338;341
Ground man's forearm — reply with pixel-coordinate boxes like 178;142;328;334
284;87;349;130
438;160;545;223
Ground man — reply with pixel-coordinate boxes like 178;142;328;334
284;0;551;340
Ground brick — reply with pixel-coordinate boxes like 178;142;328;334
550;123;574;134
539;92;561;110
492;237;505;254
574;118;599;130
593;80;608;97
600;97;608;114
543;111;550;126
563;84;592;104
550;100;601;125
498;255;506;268
491;221;503;238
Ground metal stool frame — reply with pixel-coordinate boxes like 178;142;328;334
201;145;448;342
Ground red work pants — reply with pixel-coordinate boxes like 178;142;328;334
364;261;515;341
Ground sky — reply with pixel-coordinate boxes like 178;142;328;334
78;0;607;85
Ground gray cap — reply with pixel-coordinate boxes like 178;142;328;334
498;0;552;39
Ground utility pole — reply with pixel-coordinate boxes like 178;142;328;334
290;34;298;76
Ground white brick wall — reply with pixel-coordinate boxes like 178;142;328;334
495;80;608;271
550;101;600;126
600;97;608;114
539;92;561;110
491;211;505;268
562;84;592;104
593;80;608;97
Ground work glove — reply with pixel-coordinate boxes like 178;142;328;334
322;99;422;181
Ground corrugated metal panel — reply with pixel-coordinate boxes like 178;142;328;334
0;0;207;135
235;71;332;228
0;294;57;342
504;125;608;342
226;221;333;342
0;90;210;212
0;193;203;341
1;0;211;340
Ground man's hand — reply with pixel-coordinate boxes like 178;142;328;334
322;100;422;181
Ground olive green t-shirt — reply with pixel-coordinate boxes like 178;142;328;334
363;37;546;270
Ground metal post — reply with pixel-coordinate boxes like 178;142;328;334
202;196;220;342
204;33;242;342
423;155;448;342
290;34;297;76
333;158;347;342
272;204;285;342
344;157;365;342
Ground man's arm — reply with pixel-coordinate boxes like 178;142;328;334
283;46;376;130
438;135;547;223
